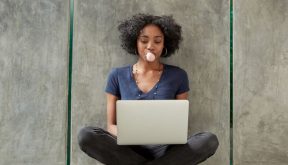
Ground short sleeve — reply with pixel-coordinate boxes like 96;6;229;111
176;70;190;95
105;68;121;97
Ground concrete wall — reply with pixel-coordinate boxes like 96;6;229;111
72;0;230;165
0;0;69;165
8;1;288;165
234;0;288;165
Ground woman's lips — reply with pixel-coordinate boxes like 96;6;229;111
145;52;156;62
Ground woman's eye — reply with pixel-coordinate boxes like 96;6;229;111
139;40;161;44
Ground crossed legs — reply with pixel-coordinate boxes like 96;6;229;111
78;127;219;165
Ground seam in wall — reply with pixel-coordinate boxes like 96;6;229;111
67;0;74;165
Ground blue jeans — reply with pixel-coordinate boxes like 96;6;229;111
78;126;219;165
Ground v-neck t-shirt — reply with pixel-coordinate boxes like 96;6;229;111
105;64;189;100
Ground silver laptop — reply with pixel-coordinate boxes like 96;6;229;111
116;100;189;145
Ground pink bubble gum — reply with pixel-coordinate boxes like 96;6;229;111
145;52;156;62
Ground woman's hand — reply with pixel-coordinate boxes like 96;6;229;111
107;124;117;136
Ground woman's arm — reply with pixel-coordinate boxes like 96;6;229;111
176;92;188;100
107;93;118;136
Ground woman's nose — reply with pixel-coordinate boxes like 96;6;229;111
147;42;154;51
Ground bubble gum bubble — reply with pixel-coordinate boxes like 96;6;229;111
145;52;156;62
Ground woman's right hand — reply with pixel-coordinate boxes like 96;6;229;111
107;124;117;136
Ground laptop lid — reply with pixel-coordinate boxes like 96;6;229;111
116;100;189;145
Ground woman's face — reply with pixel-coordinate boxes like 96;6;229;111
137;24;164;62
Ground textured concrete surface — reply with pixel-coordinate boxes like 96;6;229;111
0;1;69;165
234;0;288;165
72;0;229;165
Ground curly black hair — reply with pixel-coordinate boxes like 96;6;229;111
118;13;182;57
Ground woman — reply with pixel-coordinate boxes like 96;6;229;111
78;13;219;165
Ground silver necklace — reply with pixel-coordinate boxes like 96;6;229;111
134;63;162;84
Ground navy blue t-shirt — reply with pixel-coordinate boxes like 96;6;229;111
105;64;189;100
